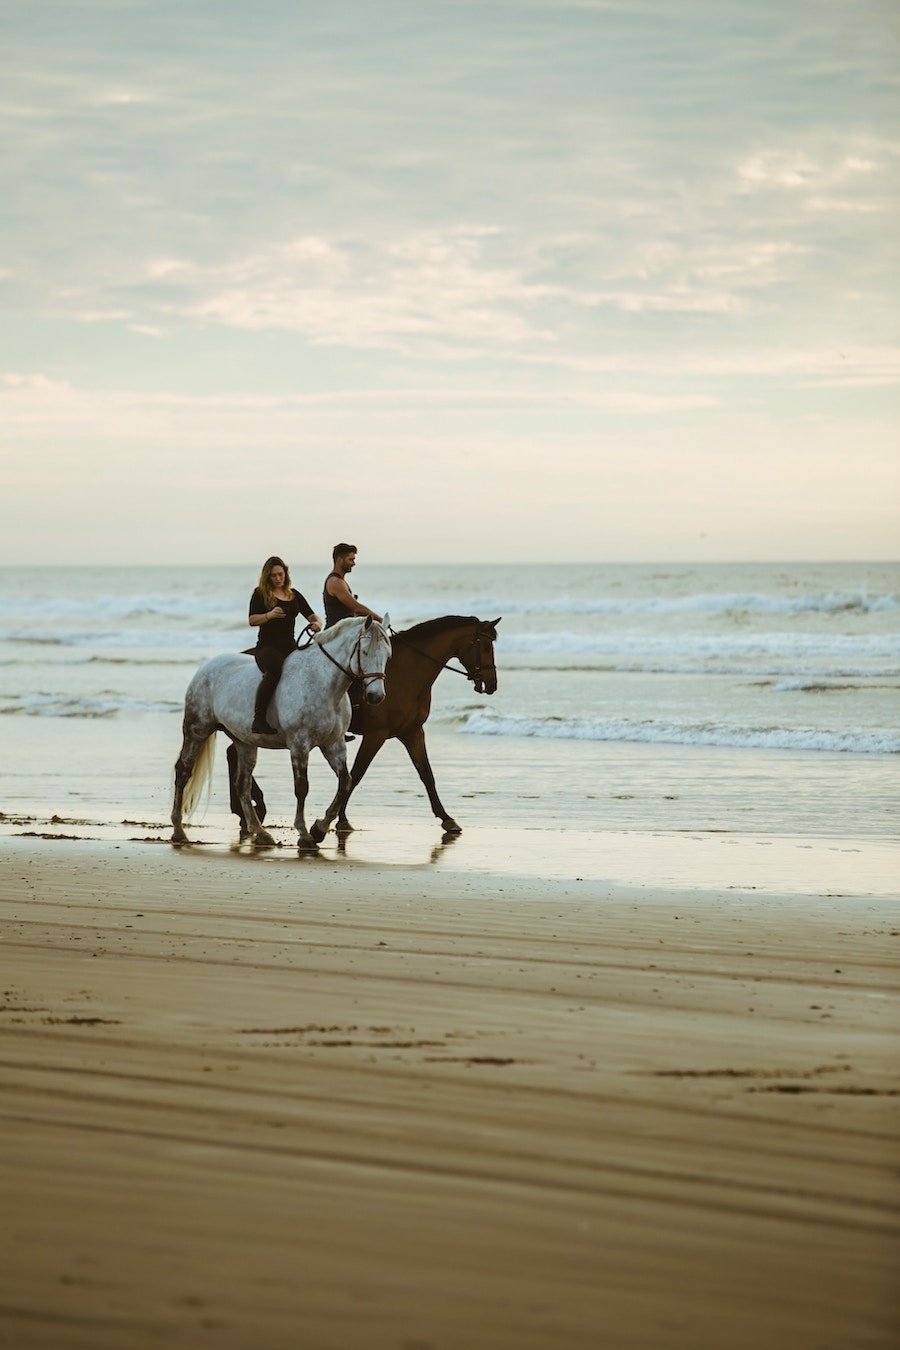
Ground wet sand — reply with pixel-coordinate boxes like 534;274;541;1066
1;838;898;1349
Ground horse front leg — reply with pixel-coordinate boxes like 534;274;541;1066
289;743;318;850
232;742;276;847
399;726;461;834
310;739;352;843
336;732;387;833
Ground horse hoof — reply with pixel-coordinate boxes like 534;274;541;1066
297;838;319;853
171;829;189;846
442;819;462;835
254;830;277;848
309;820;327;843
336;819;354;835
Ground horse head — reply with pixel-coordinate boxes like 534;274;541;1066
316;615;391;705
459;617;500;695
359;613;392;704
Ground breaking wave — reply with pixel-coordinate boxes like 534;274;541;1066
459;710;900;755
0;693;182;718
462;590;900;618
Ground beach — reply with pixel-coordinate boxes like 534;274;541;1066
1;836;898;1349
1;560;898;1345
5;0;899;1338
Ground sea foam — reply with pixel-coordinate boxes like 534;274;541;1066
459;710;900;755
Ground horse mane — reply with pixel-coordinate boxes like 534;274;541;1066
396;615;480;640
313;615;360;645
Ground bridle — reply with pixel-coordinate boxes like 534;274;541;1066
313;623;387;688
390;622;497;693
458;626;497;693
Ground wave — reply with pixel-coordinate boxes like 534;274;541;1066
0;593;240;622
499;630;900;664
768;679;866;693
2;627;897;675
506;661;900;679
0;655;196;668
0;694;183;718
424;590;900;618
0;587;896;625
459;710;900;755
0;630;247;651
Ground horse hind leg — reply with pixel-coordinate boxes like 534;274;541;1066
227;742;267;831
231;742;276;848
335;732;387;834
171;727;213;845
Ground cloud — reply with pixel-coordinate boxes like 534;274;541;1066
137;229;555;349
0;371;719;448
805;196;881;215
514;344;900;387
735;138;898;219
1;0;898;560
39;214;841;361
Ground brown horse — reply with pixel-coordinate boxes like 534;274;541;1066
229;614;500;839
329;614;501;837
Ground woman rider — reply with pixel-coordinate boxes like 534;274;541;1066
249;556;322;734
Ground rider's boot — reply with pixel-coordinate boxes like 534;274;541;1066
252;683;277;736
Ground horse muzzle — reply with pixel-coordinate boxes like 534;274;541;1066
365;680;386;705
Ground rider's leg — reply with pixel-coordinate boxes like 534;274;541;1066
345;676;364;741
252;648;284;734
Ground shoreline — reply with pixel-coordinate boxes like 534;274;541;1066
1;838;898;1348
1;812;898;897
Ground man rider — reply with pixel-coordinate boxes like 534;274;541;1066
323;543;383;740
323;543;383;628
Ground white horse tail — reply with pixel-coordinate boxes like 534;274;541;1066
182;732;217;820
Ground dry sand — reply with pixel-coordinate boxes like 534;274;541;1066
1;837;898;1349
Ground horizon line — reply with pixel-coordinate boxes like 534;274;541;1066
1;559;897;569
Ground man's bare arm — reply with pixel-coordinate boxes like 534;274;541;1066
326;576;383;622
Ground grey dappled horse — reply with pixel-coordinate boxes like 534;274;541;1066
171;615;391;849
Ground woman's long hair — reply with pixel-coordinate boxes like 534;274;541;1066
257;556;295;609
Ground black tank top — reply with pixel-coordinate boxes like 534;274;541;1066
323;572;355;628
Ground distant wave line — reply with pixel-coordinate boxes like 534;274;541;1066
463;590;900;617
0;587;896;623
459;710;900;755
3;626;898;660
0;694;183;718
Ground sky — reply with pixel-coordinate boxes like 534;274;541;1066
1;0;898;564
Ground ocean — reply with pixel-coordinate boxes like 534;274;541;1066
1;562;897;892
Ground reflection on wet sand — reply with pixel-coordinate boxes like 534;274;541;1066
2;810;897;895
334;825;461;866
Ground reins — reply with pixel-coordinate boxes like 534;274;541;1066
313;624;386;686
389;625;496;685
296;619;493;690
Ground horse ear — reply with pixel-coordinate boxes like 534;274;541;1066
364;614;373;629
493;616;501;626
382;611;390;629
